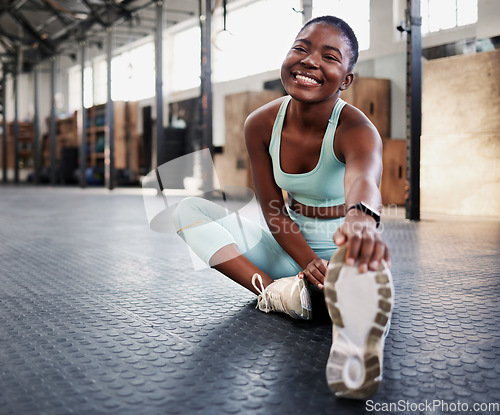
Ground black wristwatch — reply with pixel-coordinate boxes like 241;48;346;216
347;202;381;228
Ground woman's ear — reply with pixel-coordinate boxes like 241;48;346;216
339;73;354;91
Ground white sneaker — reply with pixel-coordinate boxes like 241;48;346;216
324;244;394;399
252;274;313;320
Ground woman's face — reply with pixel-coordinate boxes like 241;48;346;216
280;23;353;104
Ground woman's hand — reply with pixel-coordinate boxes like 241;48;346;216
298;258;329;290
333;214;390;273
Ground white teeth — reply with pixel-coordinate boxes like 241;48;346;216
296;74;319;84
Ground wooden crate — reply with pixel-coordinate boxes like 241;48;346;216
421;49;500;217
44;112;78;168
341;77;391;138
85;101;139;179
0;137;14;168
2;121;34;168
114;101;139;174
381;138;406;206
215;90;283;189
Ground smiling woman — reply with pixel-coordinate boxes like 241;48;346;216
172;15;394;400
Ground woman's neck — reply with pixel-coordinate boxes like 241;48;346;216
287;96;339;132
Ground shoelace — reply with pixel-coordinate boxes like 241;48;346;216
251;273;269;311
251;273;286;313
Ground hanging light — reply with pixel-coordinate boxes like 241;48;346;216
127;19;134;79
212;0;234;51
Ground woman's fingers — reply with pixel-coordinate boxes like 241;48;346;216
357;228;376;272
302;258;329;289
333;226;347;246
334;221;390;273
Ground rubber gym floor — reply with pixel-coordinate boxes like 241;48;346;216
0;185;499;415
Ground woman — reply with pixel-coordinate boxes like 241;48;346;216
173;16;393;399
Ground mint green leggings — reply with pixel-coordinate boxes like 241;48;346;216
172;197;343;279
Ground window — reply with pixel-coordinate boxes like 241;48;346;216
421;0;478;34
170;0;371;89
311;0;370;51
83;67;93;108
70;40;155;108
212;0;302;83
93;60;107;105
169;0;303;88
68;66;81;112
171;25;201;91
68;65;93;111
111;41;155;101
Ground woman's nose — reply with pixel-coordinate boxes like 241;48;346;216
301;54;320;68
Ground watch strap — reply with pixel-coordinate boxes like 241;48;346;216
347;202;381;228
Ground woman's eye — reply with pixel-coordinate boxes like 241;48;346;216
324;55;337;61
293;46;306;52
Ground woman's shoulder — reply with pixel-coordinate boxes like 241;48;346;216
244;95;288;137
338;101;373;128
334;101;382;162
337;101;380;139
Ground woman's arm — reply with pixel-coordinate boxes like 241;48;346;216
244;106;328;288
334;105;390;272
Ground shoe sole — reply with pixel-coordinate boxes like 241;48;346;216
324;244;393;399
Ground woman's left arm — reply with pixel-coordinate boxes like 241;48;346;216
333;107;391;272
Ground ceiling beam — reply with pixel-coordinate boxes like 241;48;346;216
7;7;56;56
80;0;109;28
0;0;194;73
40;0;76;28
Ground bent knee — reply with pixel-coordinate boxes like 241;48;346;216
173;197;199;225
174;196;200;213
173;196;218;231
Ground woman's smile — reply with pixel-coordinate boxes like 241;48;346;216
294;72;322;86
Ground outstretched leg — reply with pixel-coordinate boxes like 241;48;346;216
324;243;394;398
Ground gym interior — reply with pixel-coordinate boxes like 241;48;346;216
0;1;499;414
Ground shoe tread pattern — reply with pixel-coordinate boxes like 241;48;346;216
324;245;394;400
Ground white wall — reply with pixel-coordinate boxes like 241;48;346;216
477;0;500;39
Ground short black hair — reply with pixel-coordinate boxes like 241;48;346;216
299;15;359;72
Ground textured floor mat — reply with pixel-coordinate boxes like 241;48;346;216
0;186;499;414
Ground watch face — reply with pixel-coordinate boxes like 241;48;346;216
348;202;380;222
356;202;380;225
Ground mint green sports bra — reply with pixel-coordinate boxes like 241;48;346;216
269;96;347;208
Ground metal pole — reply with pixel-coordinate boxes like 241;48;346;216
154;0;165;170
50;57;57;184
79;41;87;187
405;0;422;221
2;67;7;183
302;0;313;23
13;47;20;183
33;65;40;184
199;0;213;190
105;26;115;190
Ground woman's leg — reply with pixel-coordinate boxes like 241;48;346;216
172;197;301;294
209;244;271;294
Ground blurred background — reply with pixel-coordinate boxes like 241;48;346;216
0;0;498;218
